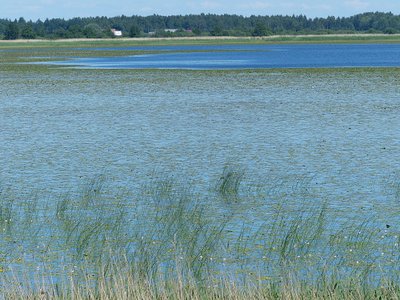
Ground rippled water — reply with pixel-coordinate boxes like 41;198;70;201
1;67;400;216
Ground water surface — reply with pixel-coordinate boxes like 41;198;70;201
2;46;400;280
38;43;400;69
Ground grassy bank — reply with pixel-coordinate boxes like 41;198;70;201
1;33;400;49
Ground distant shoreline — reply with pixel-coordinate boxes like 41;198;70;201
1;33;400;44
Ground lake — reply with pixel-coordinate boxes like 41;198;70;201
1;42;400;284
39;43;400;69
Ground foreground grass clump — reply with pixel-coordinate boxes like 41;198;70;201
1;170;400;298
3;263;400;300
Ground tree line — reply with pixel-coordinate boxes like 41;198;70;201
1;12;400;40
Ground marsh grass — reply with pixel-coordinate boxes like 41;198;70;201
3;263;400;299
1;172;400;298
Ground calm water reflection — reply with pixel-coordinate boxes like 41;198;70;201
40;43;400;69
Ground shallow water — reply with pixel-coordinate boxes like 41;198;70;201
2;47;400;280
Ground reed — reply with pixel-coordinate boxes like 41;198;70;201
1;170;400;298
3;261;400;299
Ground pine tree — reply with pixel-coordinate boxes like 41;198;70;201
4;22;19;40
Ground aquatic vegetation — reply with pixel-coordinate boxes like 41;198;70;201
216;165;245;201
1;173;400;298
0;189;14;232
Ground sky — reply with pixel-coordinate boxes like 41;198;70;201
1;0;400;21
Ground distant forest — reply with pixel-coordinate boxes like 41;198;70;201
1;12;400;40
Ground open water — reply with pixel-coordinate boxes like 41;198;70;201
41;43;400;69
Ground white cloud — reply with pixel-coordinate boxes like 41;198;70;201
38;0;57;5
239;1;272;10
200;1;221;9
279;2;331;11
344;0;371;10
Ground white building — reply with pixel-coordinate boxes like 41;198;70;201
111;29;122;37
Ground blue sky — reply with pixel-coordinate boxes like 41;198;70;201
2;0;400;21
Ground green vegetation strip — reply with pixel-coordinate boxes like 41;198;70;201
1;34;400;49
